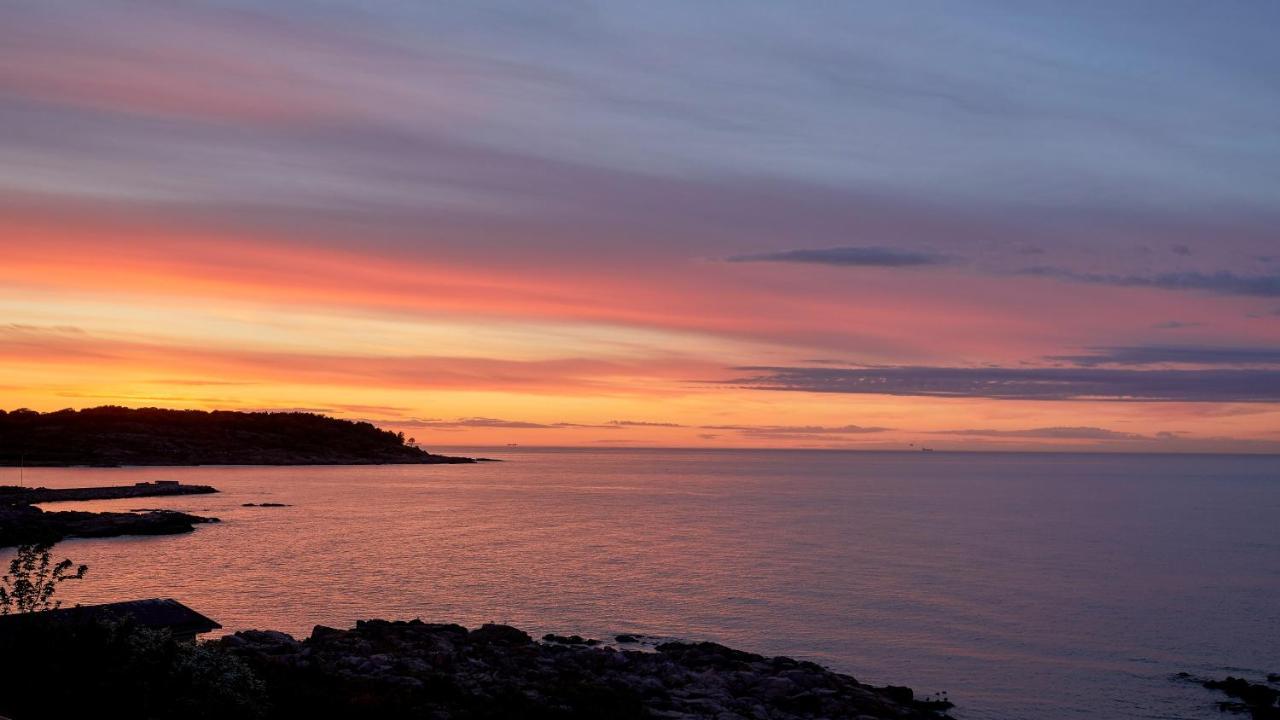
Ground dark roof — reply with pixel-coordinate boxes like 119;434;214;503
0;598;221;636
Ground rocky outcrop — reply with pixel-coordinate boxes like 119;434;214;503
220;619;954;719
0;503;218;547
1203;677;1279;718
1178;673;1279;718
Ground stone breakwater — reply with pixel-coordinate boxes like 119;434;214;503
220;619;954;719
0;481;217;505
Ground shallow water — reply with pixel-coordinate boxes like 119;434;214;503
15;449;1280;719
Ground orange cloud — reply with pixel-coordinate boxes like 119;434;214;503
11;208;1268;369
0;324;721;396
3;210;1278;452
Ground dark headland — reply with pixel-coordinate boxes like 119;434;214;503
0;406;475;466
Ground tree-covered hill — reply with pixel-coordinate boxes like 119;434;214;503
0;407;472;466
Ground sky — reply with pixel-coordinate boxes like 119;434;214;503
2;0;1279;452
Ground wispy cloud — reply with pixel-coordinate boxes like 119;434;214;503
397;417;621;430
701;423;891;439
721;365;1280;402
926;426;1280;453
727;246;943;267
1047;346;1280;367
1151;321;1201;330
141;378;261;387
1021;268;1280;297
0;324;711;395
932;426;1149;440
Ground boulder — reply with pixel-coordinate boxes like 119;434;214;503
470;623;532;645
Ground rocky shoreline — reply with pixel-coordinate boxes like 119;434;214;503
220;619;954;719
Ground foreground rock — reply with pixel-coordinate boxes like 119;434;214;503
221;619;954;719
0;503;218;547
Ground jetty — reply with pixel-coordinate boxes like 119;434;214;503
0;480;217;505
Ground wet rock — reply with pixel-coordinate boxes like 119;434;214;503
755;675;795;699
1192;674;1280;719
311;625;343;640
237;630;300;650
469;623;531;645
880;685;914;705
543;633;600;646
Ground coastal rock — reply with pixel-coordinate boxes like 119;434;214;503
1202;676;1280;718
470;623;532;645
220;619;954;719
1178;673;1280;719
0;503;218;547
543;633;600;646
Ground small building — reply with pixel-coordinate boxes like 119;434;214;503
0;598;221;642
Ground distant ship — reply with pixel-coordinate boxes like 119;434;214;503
920;447;935;452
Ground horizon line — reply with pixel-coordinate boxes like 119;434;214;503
424;444;1280;457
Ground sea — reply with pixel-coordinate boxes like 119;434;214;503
17;448;1280;720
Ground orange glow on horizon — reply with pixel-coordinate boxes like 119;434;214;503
3;210;1278;454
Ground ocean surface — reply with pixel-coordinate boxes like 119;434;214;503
17;449;1280;720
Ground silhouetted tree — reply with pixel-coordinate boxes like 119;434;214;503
0;543;267;719
0;543;88;615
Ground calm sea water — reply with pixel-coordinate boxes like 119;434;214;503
16;449;1280;720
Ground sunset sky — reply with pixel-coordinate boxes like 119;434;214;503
3;1;1279;451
